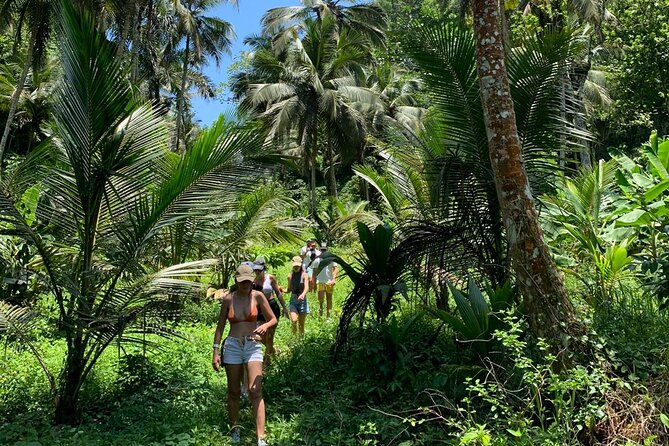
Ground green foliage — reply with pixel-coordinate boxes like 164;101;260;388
0;2;273;423
318;222;410;356
413;315;612;445
541;159;636;306
598;0;669;149
427;280;514;354
613;132;669;306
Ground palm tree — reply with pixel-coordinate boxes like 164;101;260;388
0;2;268;423
203;185;306;287
0;0;55;167
361;62;425;138
169;0;235;152
470;0;582;351
240;15;376;216
358;23;593;292
261;0;387;47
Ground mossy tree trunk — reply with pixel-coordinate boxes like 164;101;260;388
471;0;582;349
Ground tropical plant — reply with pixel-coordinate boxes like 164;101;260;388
427;279;515;354
201;184;305;288
0;2;268;423
359;61;425;138
541;159;636;305
318;221;408;356
0;0;56;165
237;8;382;216
614;131;669;306
168;0;235;152
261;0;387;47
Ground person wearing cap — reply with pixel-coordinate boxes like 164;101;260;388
212;263;277;446
302;240;320;292
286;255;310;336
252;256;289;359
311;242;338;318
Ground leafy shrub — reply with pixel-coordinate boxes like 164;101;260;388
402;315;613;445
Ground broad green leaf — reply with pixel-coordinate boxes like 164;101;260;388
644;179;669;202
611;246;631;271
467;278;489;331
427;307;469;338
658;139;669;169
448;282;482;339
616;209;651;226
632;172;656;188
660;413;669;428
506;428;523;438
643;150;669;180
614;155;640;173
19;185;40;226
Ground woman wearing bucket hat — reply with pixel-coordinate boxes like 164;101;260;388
252;256;288;359
212;263;277;446
286;255;310;337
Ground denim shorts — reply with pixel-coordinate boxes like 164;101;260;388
289;294;309;314
222;336;263;364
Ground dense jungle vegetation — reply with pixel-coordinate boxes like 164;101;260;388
2;0;669;444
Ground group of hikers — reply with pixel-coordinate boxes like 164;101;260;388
210;240;338;445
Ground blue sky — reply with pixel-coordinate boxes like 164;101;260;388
191;0;299;126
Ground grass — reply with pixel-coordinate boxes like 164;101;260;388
1;260;424;445
6;253;669;445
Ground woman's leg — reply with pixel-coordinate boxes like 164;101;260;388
224;363;243;428
326;288;333;318
317;287;325;316
290;310;298;335
298;313;307;336
246;360;266;440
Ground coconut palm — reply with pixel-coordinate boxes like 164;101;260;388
0;0;56;166
261;0;387;47
240;15;377;215
168;0;235;152
0;2;268;423
356;23;592;293
361;62;425;138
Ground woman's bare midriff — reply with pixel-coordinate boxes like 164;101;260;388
228;320;258;338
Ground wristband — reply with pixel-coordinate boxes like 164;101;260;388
213;343;220;349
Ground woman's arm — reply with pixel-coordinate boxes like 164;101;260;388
299;272;309;298
212;292;229;371
254;291;277;334
271;275;289;316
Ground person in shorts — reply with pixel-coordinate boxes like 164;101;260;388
302;240;320;293
212;263;277;446
311;242;337;318
252;256;288;359
286;255;310;337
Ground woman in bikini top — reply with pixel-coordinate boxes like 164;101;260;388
227;291;258;324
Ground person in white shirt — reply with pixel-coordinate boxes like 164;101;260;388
299;239;312;258
311;242;337;318
302;240;320;291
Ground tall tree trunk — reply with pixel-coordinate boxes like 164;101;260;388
175;35;191;152
309;126;318;217
0;36;34;168
115;1;133;60
326;135;337;199
471;0;581;349
54;334;86;424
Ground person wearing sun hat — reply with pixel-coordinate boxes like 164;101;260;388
212;262;277;446
286;255;310;337
252;256;288;359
